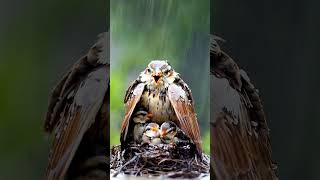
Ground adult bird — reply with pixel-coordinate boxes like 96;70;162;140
44;32;109;180
120;60;202;155
210;35;277;180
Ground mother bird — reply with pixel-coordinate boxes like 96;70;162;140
120;60;202;155
210;36;277;180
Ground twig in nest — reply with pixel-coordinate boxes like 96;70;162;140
112;154;139;177
110;144;210;178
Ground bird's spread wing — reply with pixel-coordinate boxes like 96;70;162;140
120;81;145;144
45;32;109;134
168;81;202;155
210;35;277;180
44;33;109;179
45;66;109;179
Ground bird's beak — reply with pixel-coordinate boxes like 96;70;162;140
152;71;162;83
160;129;166;138
145;128;159;137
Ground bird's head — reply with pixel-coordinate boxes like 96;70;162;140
140;60;178;90
144;123;160;138
160;121;177;143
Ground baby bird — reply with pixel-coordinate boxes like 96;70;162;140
133;110;153;143
142;123;162;145
160;121;191;145
133;110;152;124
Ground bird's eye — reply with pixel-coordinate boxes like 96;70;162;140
167;127;175;134
163;69;170;76
146;68;152;73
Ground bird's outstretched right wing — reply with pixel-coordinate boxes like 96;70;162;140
45;33;109;133
44;33;109;179
120;80;145;145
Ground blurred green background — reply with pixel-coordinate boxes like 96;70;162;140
110;0;210;154
0;0;107;179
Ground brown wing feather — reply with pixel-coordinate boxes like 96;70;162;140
211;35;277;179
45;32;109;134
120;81;145;144
44;33;109;179
45;66;109;179
168;83;202;155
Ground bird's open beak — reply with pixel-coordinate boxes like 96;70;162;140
152;71;162;83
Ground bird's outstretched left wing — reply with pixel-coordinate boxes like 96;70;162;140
168;80;202;155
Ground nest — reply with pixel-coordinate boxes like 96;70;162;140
110;143;210;178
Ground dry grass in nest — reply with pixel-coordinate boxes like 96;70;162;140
110;143;210;178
